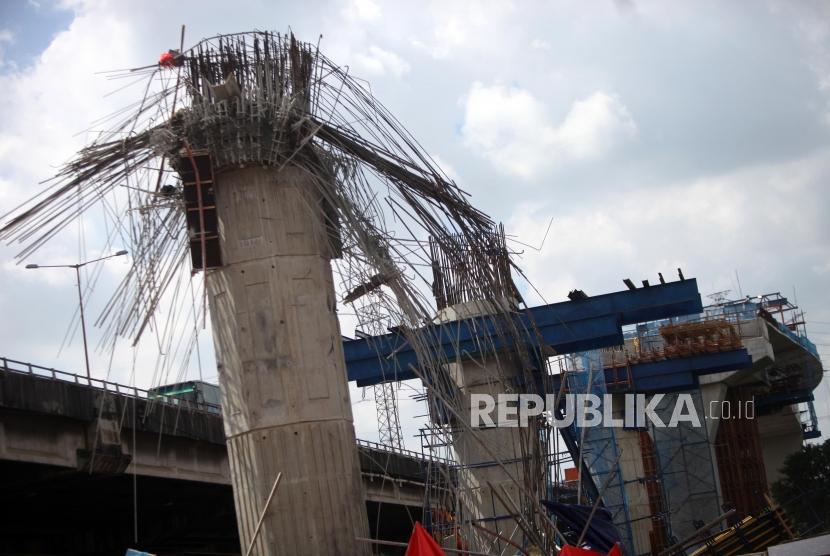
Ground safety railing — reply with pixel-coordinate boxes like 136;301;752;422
356;438;454;466
767;317;820;359
0;356;222;414
621;301;821;361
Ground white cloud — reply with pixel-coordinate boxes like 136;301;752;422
430;153;461;183
508;147;830;305
460;83;552;178
461;83;636;178
354;45;410;77
613;0;636;14
813;260;830;275
0;29;14;69
342;0;381;22
557;91;637;159
530;38;551;51
411;0;515;59
0;15;137;185
782;3;830;124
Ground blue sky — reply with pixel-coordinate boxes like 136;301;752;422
0;1;73;68
0;0;828;445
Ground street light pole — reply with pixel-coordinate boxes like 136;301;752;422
74;264;92;380
26;250;128;380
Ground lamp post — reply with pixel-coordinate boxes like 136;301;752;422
26;250;128;380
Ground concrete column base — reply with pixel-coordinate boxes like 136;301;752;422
208;166;369;555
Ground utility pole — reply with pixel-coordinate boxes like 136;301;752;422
26;250;128;379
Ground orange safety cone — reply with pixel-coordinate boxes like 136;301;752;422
405;522;447;556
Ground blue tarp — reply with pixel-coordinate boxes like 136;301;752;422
542;500;622;554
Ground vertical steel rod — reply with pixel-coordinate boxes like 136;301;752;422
75;265;91;379
244;471;284;556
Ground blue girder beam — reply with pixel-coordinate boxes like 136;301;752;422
547;348;753;395
617;349;753;392
756;389;814;410
344;279;703;386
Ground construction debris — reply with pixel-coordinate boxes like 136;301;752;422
0;27;826;556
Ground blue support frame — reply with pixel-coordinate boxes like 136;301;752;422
756;390;815;410
567;351;636;555
546;349;753;395
344;279;703;386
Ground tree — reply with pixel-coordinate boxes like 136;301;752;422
771;438;830;535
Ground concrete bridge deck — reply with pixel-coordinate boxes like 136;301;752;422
0;358;447;555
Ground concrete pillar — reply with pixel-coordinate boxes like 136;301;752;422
699;380;728;513
757;407;804;486
207;166;369;555
438;301;543;550
452;357;529;549
612;412;653;554
699;381;728;443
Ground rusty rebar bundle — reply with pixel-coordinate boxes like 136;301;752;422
0;30;558;553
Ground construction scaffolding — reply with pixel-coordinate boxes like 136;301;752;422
563;350;635;555
714;387;768;519
801;399;821;440
638;429;670;554
650;390;721;544
558;312;744;555
354;295;405;449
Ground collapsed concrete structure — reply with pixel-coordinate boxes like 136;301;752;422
426;230;548;550
0;27;825;556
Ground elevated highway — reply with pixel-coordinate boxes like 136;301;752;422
0;358;444;555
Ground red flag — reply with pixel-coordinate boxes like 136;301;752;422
158;50;183;68
560;543;622;556
560;545;605;556
158;51;176;68
405;522;446;556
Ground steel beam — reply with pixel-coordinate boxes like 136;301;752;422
344;279;703;386
545;349;752;395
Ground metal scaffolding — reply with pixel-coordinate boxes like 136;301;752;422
355;294;404;449
374;381;403;449
650;390;721;545
565;350;635;555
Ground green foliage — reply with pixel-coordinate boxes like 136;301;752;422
771;439;830;534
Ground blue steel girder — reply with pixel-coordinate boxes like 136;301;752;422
756;389;815;410
344;279;703;387
615;349;752;393
546;348;753;395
